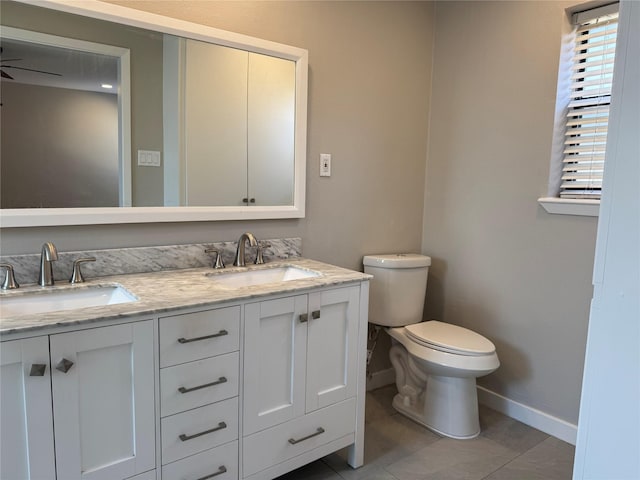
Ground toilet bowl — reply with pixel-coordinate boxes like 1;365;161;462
387;321;499;439
363;254;500;439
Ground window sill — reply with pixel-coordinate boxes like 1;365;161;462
538;197;599;217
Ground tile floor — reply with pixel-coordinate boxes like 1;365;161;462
276;385;575;480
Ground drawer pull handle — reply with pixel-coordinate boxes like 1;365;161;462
178;376;228;394
288;427;325;445
177;329;228;344
299;313;308;323
179;421;227;442
196;465;227;480
29;364;47;376
311;310;321;320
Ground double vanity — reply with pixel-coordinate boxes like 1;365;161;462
0;2;365;478
0;239;370;480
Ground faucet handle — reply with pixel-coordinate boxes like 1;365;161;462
254;243;271;265
69;257;96;284
0;263;19;290
205;248;225;269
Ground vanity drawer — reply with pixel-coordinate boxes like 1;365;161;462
243;398;356;477
160;351;239;417
162;440;238;480
159;306;240;367
161;397;238;465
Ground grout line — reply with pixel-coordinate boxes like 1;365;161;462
477;434;551;480
478;450;527;480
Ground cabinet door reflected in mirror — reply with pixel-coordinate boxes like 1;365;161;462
171;39;295;207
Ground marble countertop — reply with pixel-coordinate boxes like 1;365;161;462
0;258;371;337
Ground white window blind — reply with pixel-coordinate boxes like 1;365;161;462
560;4;618;200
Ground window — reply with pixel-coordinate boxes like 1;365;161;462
540;2;619;215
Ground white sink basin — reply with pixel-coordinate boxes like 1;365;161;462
207;266;321;288
0;285;138;317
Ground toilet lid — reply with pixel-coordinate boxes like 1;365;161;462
405;321;495;356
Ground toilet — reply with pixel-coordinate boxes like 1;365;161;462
363;254;499;439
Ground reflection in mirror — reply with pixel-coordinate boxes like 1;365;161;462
0;0;307;226
0;29;125;208
165;38;295;207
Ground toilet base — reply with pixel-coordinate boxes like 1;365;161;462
392;374;481;440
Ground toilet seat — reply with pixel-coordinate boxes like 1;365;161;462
387;324;500;378
405;321;495;357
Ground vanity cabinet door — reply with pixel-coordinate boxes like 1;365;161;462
243;295;308;435
50;321;155;480
0;336;56;480
306;286;360;412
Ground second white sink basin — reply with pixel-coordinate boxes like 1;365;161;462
207;266;321;288
0;285;138;317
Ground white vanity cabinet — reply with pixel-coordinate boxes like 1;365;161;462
0;321;156;480
0;336;56;480
159;306;240;480
1;270;368;480
50;321;156;480
242;285;362;478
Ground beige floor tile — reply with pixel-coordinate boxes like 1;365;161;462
365;413;441;465
322;413;440;478
478;405;550;453
483;437;575;480
365;384;399;423
384;437;519;480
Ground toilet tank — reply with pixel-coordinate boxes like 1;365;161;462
363;254;431;327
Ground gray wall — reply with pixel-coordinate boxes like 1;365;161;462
422;1;597;425
1;83;119;208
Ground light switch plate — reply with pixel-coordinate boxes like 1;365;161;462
320;153;331;177
138;150;161;167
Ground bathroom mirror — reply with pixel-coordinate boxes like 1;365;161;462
0;0;307;227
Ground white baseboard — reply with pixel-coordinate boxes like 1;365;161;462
366;367;395;391
364;372;577;445
477;385;577;445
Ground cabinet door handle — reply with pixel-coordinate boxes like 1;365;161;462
288;427;325;445
56;358;74;373
29;364;47;376
299;313;308;323
178;376;227;394
196;466;227;480
179;421;227;442
177;329;228;344
311;310;321;320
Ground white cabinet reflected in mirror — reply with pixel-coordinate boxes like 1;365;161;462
0;0;307;227
164;38;295;207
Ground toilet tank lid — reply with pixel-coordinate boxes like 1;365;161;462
363;254;431;268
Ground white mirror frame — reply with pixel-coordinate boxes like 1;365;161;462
0;0;307;228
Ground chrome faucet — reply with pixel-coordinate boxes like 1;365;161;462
233;232;258;267
0;263;19;290
38;242;59;286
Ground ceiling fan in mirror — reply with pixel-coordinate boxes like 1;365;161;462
0;46;62;80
